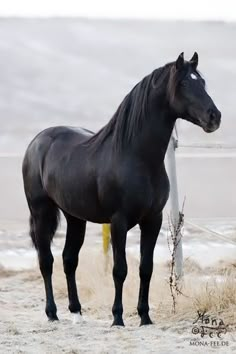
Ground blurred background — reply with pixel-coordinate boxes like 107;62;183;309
0;0;235;226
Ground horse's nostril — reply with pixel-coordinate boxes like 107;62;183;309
208;108;221;122
207;108;221;129
208;109;216;120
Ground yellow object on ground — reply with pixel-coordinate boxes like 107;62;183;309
102;224;111;254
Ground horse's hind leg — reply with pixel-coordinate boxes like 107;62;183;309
111;213;128;327
138;213;162;326
63;213;86;316
30;199;59;321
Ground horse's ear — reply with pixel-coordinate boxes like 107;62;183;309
190;52;198;70
176;52;184;70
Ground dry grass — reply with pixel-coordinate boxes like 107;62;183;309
183;257;203;274
19;250;236;329
194;277;236;311
192;276;236;327
206;260;236;275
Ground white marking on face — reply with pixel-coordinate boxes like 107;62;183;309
190;73;198;80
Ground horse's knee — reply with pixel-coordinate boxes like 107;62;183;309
39;252;54;277
139;259;153;283
63;253;78;275
113;258;127;283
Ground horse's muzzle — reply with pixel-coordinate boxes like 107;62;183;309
203;108;221;133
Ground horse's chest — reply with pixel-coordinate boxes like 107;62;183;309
101;169;169;219
127;175;169;213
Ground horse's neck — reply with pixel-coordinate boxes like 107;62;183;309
133;97;176;167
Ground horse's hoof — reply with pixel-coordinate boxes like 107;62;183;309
46;311;59;321
140;315;153;326
111;318;125;327
48;315;59;322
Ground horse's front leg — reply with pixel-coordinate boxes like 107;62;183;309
63;214;86;318
111;213;128;326
138;213;162;326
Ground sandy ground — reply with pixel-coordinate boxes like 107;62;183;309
1;264;235;354
1;254;236;354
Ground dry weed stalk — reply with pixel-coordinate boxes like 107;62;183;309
167;200;186;313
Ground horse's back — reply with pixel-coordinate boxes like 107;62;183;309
24;125;93;164
28;126;93;150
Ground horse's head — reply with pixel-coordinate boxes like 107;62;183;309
169;52;221;133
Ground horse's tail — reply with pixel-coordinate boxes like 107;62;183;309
29;214;37;248
28;205;60;250
23;129;60;249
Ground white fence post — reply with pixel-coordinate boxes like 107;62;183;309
166;133;183;279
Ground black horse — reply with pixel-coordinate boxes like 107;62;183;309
22;52;221;326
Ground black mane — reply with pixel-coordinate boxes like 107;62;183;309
84;63;174;152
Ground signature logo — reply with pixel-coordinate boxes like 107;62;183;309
192;310;227;338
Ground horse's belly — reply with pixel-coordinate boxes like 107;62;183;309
45;176;111;223
61;198;111;223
